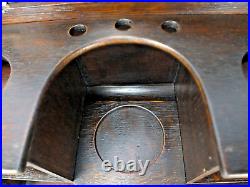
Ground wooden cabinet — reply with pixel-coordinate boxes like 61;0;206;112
2;2;248;184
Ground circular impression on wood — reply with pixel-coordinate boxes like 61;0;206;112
95;105;164;172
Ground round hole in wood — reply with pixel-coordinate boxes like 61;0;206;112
115;19;133;31
161;20;180;33
242;52;248;79
2;57;11;88
95;105;164;173
69;24;87;36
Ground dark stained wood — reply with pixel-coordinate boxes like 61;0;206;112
2;3;247;25
87;84;175;101
175;66;219;182
2;165;69;184
75;100;185;184
95;105;164;171
27;62;86;179
2;2;248;184
73;44;179;86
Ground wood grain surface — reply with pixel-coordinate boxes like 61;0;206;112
2;2;248;184
75;100;185;184
3;3;247;25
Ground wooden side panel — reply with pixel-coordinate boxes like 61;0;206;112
27;62;86;179
175;66;219;182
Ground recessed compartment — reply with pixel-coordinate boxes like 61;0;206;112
2;2;248;184
23;43;221;183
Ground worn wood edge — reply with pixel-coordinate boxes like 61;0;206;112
187;167;248;183
2;164;64;183
2;2;248;25
187;166;220;183
26;162;73;183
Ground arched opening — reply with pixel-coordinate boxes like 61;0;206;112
2;57;11;88
27;39;217;184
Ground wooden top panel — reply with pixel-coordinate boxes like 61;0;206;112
2;3;248;25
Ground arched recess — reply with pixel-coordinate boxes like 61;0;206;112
26;37;218;183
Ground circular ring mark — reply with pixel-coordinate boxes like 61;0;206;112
94;105;165;173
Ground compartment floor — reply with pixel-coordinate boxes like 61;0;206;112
74;100;185;184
